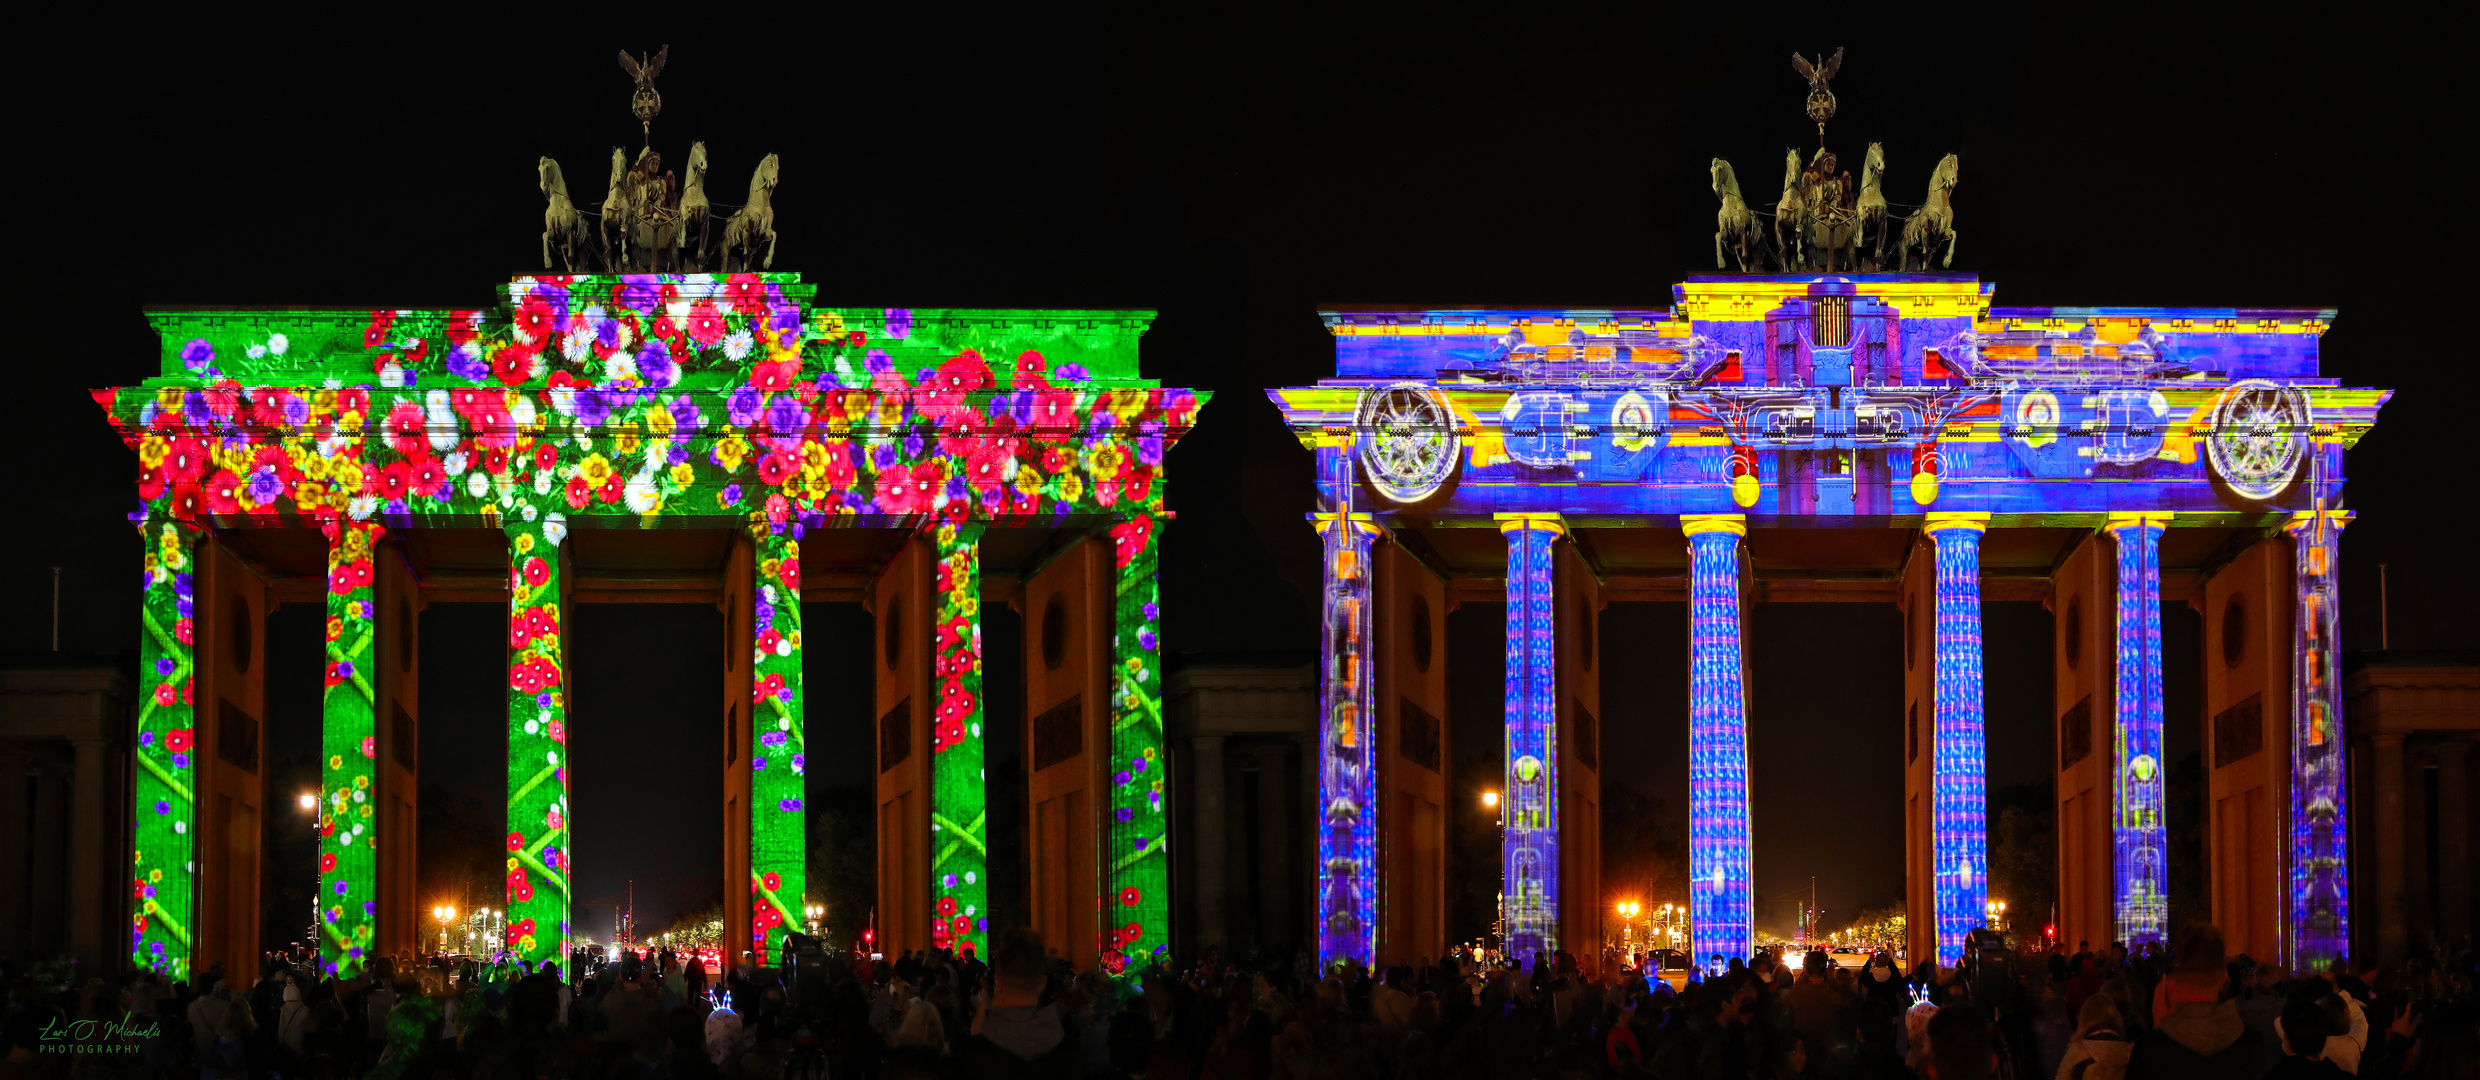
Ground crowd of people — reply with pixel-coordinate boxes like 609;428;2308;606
2;921;2473;1080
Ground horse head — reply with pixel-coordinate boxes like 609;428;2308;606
1781;149;1803;197
539;157;561;197
1863;143;1884;182
1711;158;1736;200
1931;154;1959;194
686;142;709;187
749;154;780;199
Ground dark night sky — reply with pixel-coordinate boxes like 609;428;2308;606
13;11;2470;935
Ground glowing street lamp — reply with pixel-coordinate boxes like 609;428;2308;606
433;905;455;954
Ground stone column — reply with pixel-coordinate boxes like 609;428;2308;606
1499;513;1563;966
319;518;384;977
929;523;986;960
504;517;572;965
1192;735;1228;949
131;515;198;979
1106;513;1171;971
1312;438;1379;970
1256;742;1293;953
69;737;107;973
1683;514;1752;971
0;753;27;957
750;525;808;964
2373;732;2408;962
1925;512;1990;966
2285;509;2352;966
2439;739;2472;941
2105;512;2172;947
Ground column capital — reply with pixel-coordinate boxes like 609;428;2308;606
2284;509;2354;536
1679;514;1746;538
1922;512;1990;534
1310;512;1383;538
1495;513;1566;538
2103;511;2174;533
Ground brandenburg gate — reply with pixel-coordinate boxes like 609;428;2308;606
1272;273;2387;973
97;275;1202;980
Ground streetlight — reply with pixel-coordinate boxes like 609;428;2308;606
805;904;824;934
1617;901;1640;956
434;905;455;954
300;794;319;959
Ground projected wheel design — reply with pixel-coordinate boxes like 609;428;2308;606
2205;380;2310;502
1355;383;1461;506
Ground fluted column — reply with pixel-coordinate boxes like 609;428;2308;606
2105;512;2171;947
2285;508;2352;966
318;517;384;977
1684;514;1752;971
2373;732;2408;962
130;515;199;979
69;737;107;973
1105;512;1171;972
2437;740;2471;941
503;516;571;964
750;523;807;964
929;521;986;959
1192;735;1228;949
1313;447;1380;971
1926;512;1989;965
1499;513;1564;966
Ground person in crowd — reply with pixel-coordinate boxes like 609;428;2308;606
2126;923;2264;1078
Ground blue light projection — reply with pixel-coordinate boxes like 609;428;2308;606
1499;514;1563;964
1685;515;1752;971
2286;508;2351;967
1926;513;1989;965
2108;512;2170;946
1314;445;1380;971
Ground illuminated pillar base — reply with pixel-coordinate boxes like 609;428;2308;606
1684;515;1751;971
1314;487;1378;971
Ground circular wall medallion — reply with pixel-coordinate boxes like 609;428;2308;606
2063;595;2083;670
1042;594;1067;672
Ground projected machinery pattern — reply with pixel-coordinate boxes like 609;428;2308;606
1274;274;2388;973
1927;513;1988;965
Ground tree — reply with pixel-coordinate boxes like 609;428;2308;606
806;784;876;945
1987;779;2055;940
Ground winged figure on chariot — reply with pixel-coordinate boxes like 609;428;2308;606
534;48;781;273
1713;50;1958;274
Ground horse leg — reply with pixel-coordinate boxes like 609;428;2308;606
763;228;777;271
1943;227;1957;270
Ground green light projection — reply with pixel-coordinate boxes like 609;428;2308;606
318;517;384;976
1103;513;1166;974
131;517;197;978
930;522;988;957
504;518;571;964
749;526;805;963
100;276;1204;970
